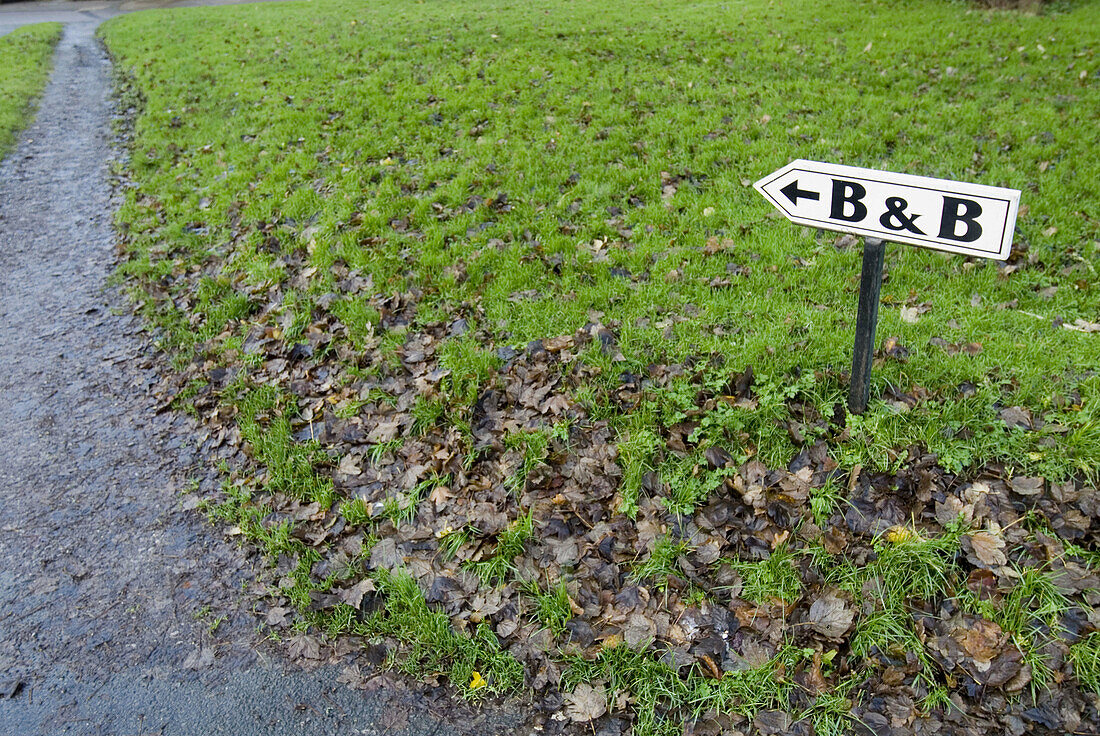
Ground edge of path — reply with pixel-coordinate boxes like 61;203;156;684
0;9;531;736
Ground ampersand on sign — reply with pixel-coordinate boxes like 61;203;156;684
879;196;925;235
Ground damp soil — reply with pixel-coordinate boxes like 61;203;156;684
0;15;524;736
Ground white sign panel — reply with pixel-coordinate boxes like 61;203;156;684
754;159;1021;260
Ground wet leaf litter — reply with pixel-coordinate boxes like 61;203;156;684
147;285;1100;734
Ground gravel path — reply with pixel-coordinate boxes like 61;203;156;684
0;11;523;736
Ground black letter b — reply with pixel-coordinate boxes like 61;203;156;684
830;179;867;223
938;197;983;242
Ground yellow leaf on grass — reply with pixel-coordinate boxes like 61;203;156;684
469;671;487;690
885;526;917;544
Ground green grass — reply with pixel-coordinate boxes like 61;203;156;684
503;426;552;495
630;535;693;592
521;577;573;636
731;544;804;606
564;643;814;736
1070;631;1100;694
616;421;661;517
236;385;335;508
0;23;63;158
463;510;533;585
99;0;1100;728
358;568;525;698
101;0;1100;487
958;564;1072;696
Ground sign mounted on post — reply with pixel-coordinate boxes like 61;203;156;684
754;159;1021;261
754;159;1022;414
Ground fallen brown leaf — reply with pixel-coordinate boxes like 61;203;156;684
807;590;854;639
564;683;607;722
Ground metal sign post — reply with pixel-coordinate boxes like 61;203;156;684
754;160;1021;413
849;237;885;414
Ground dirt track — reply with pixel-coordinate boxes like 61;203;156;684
0;6;524;734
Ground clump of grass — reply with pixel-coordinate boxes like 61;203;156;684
236;386;334;508
438;524;477;560
503;427;551;495
194;276;254;341
274;290;314;345
844;524;967;694
999;567;1070;637
660;454;723;517
204;480;276;551
564;643;811;736
410;396;445;436
865;524;965;607
1069;632;1100;694
339;497;371;527
355;569;525;698
809;478;846;528
169;378;208;416
384;473;449;526
804;675;861;736
521;578;573;636
958;565;1071;696
330;295;380;348
439;337;501;408
463;511;533;585
617;422;660;518
731;545;803;606
367;437;402;466
630;536;692;592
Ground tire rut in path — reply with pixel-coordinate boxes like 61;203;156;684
0;19;523;736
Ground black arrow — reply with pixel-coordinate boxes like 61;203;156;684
780;179;820;206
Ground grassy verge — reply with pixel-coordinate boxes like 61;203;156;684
101;0;1099;732
0;23;62;159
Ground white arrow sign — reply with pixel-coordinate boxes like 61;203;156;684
754;159;1021;260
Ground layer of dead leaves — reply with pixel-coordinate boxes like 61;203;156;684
138;243;1100;735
